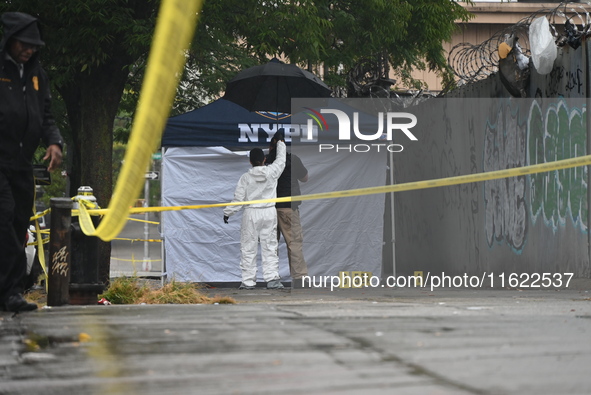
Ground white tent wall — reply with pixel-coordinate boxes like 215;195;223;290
161;146;287;282
162;145;387;283
295;145;387;279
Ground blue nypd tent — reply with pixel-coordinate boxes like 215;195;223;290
160;98;388;284
162;98;292;148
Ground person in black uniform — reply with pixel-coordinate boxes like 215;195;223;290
0;12;63;312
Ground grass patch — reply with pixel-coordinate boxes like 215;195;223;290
100;276;149;304
100;277;236;305
138;281;209;304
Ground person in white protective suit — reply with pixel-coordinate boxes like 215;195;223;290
223;132;286;290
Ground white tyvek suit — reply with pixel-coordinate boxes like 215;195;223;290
224;141;286;286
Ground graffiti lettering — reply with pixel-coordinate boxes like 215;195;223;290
51;246;69;277
484;103;527;251
528;101;588;231
565;68;583;94
546;67;564;97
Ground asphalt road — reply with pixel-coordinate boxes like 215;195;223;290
1;286;590;395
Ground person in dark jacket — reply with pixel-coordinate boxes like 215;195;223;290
266;132;309;287
0;12;63;312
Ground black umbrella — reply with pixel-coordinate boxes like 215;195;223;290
223;58;332;114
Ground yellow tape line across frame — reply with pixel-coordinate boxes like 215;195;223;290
78;0;204;241
71;0;591;236
78;153;591;219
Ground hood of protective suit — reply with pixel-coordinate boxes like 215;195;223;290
0;12;42;52
248;166;270;182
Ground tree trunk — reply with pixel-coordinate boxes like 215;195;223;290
59;59;129;285
57;82;82;199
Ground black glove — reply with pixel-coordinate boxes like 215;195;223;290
272;130;285;143
223;215;229;224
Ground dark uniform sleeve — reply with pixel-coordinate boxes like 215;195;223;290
292;154;308;181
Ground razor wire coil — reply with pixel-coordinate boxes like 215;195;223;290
448;2;591;84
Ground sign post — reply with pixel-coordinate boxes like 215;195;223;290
142;171;159;271
144;171;159;180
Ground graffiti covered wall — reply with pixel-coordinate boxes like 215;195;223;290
392;44;591;279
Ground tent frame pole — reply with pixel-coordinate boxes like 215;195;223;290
389;149;396;278
161;147;167;287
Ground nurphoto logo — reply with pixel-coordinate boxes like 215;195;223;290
295;99;419;153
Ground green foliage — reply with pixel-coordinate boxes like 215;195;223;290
197;0;473;91
111;143;126;189
8;0;158;86
0;0;473;190
169;0;474;113
1;0;472;128
31;146;67;209
38;170;68;208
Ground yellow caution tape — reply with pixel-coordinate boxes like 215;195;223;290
78;0;203;241
111;257;162;263
126;217;160;225
30;209;50;221
80;153;591;216
33;217;48;291
27;205;48;289
68;0;591;232
112;238;162;243
27;237;49;246
75;197;100;211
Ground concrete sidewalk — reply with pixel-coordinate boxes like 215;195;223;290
1;287;590;394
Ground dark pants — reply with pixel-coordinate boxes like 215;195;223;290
0;168;34;303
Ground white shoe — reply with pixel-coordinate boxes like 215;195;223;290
267;280;284;289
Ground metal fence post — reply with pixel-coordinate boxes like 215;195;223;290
70;186;104;304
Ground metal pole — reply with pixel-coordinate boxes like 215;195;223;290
389;149;396;278
160;148;167;286
143;178;151;272
585;41;591;277
47;198;73;306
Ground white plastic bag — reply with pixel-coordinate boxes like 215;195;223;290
529;16;557;75
25;227;36;275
